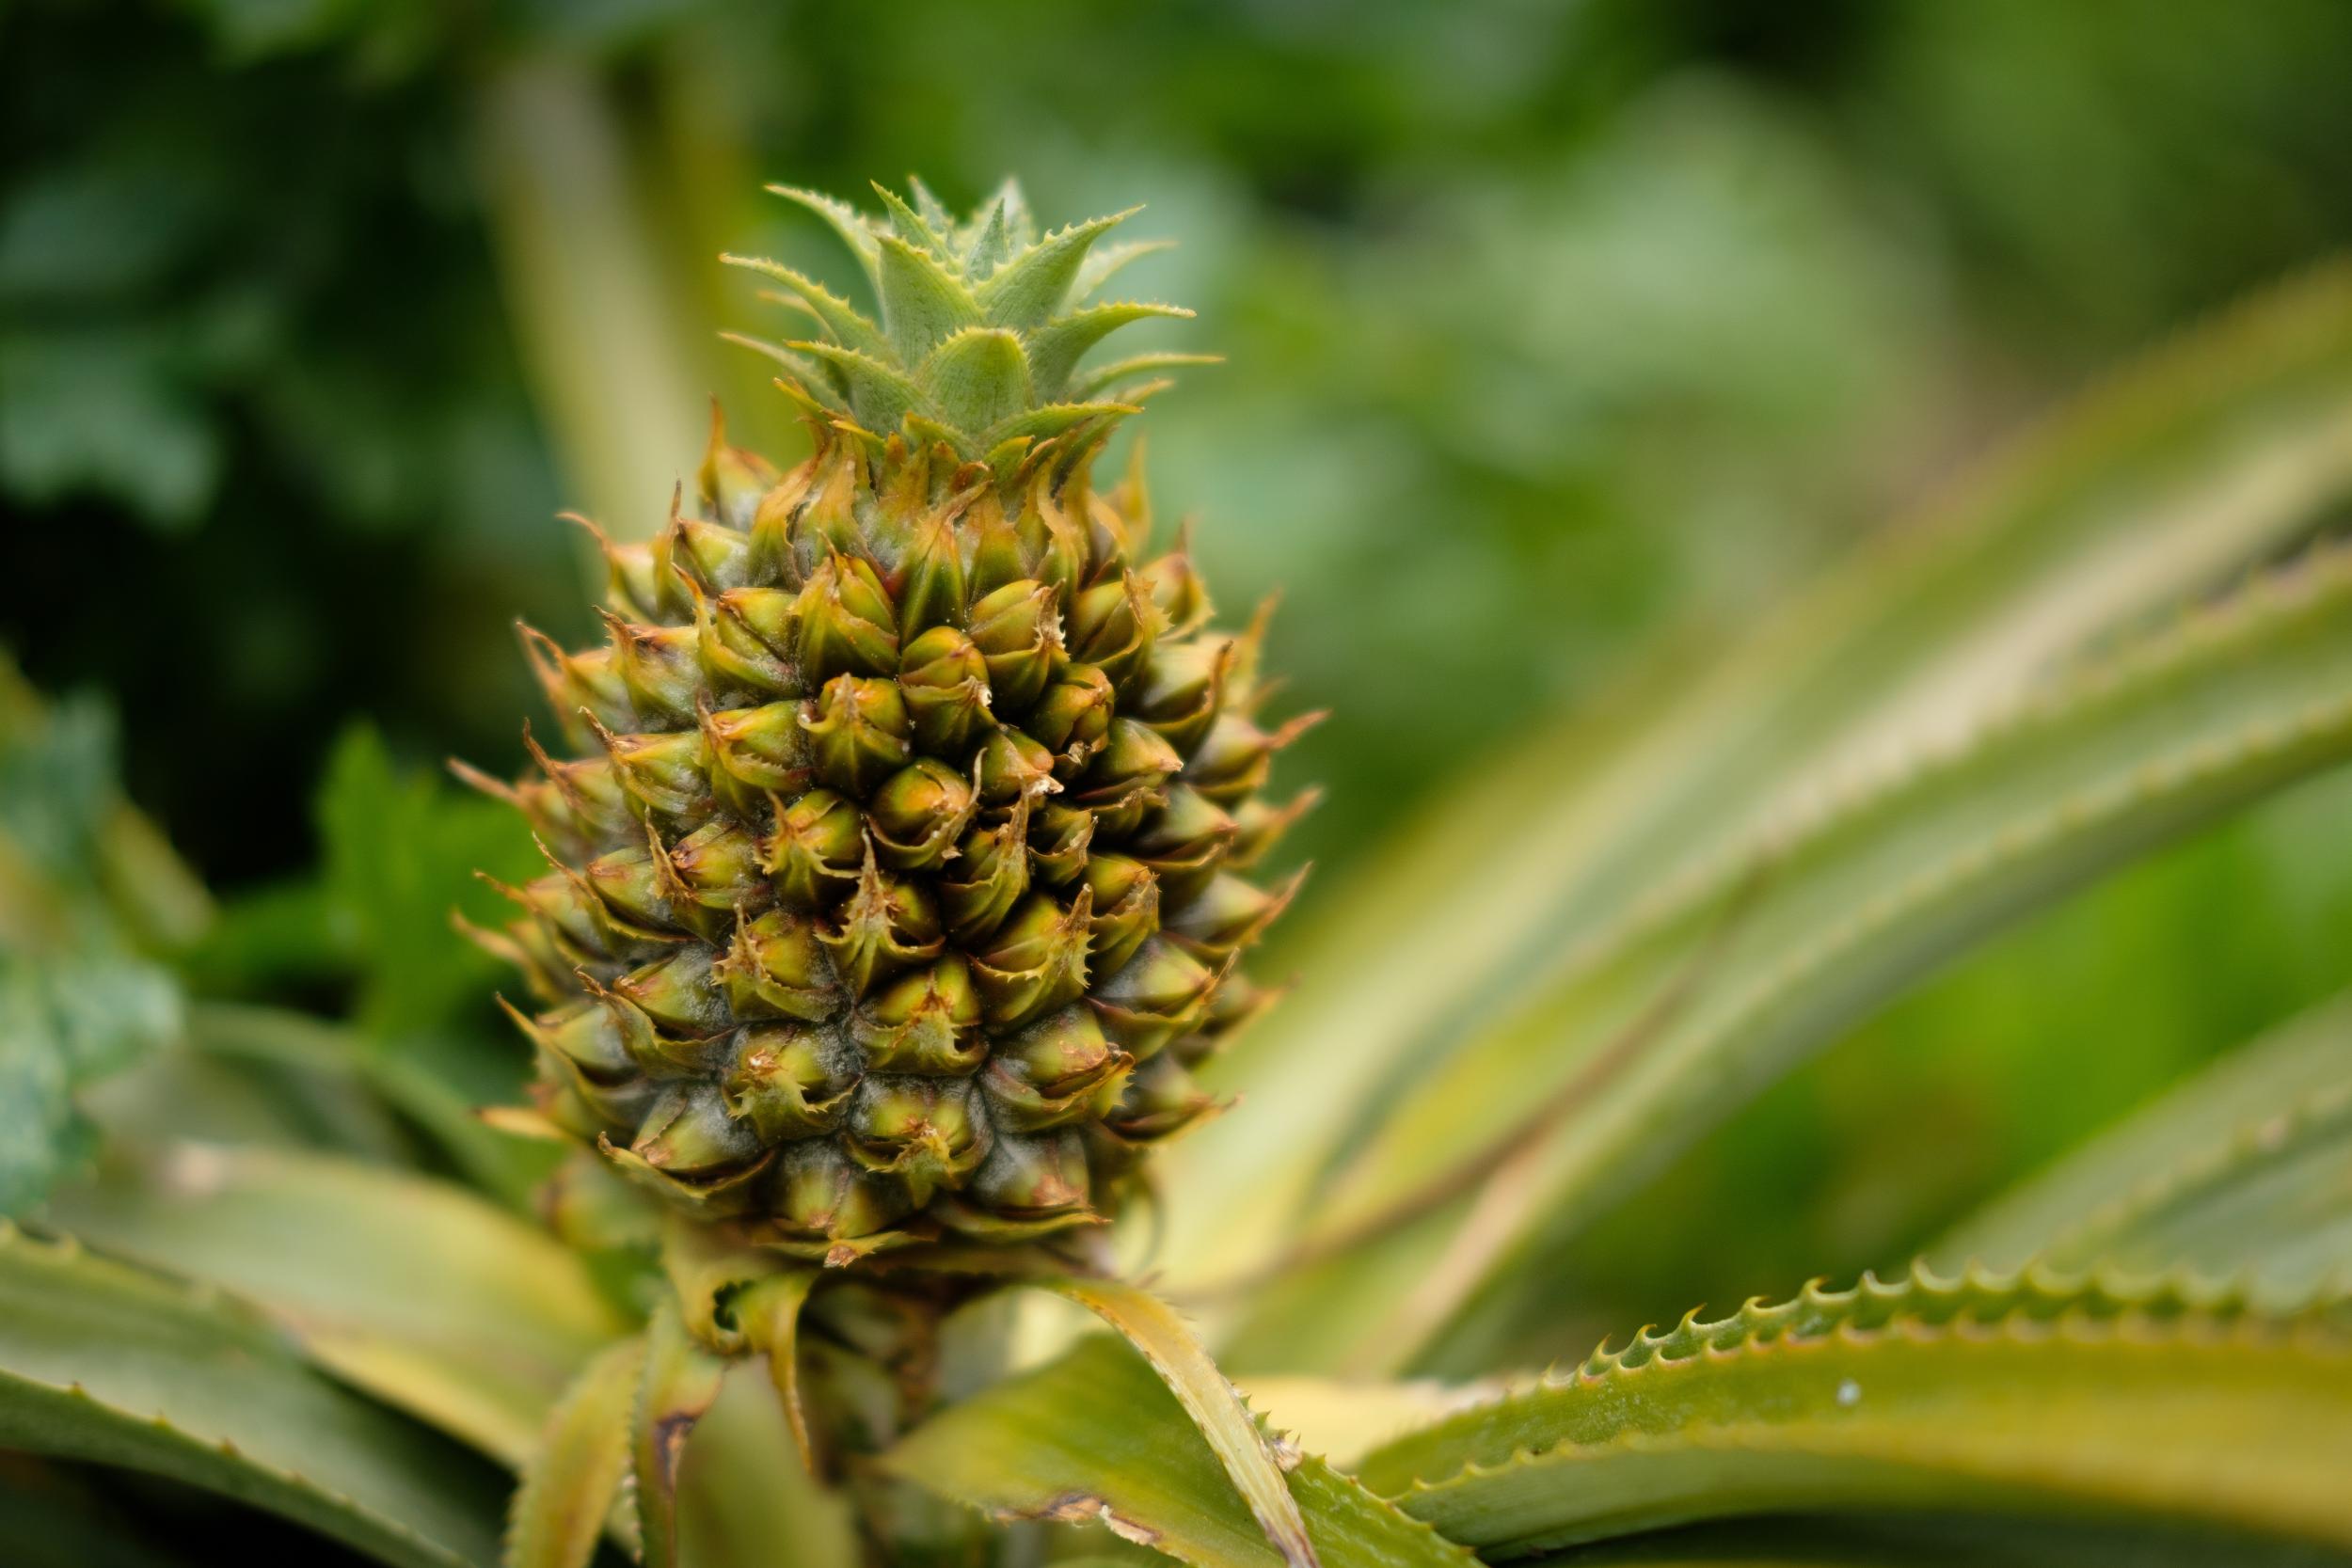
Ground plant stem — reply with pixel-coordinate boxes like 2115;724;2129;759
797;1275;1007;1568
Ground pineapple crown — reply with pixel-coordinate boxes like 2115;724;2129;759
723;177;1213;474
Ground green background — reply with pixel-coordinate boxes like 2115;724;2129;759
8;0;2352;1346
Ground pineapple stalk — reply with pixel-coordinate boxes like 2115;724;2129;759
464;178;1313;1558
792;1276;1003;1568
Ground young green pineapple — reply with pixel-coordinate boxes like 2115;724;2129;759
466;179;1312;1264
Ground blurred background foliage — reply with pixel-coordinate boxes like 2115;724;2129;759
8;0;2352;1342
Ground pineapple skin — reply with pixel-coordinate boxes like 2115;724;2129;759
469;182;1311;1264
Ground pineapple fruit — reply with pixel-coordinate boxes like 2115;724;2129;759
463;179;1312;1265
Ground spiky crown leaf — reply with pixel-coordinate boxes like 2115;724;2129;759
723;178;1214;470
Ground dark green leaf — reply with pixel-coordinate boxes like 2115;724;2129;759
0;1223;508;1568
314;724;538;1039
0;953;180;1215
634;1301;727;1568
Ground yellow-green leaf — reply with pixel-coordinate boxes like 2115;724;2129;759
49;1142;628;1466
675;1360;859;1568
0;1222;507;1568
634;1300;728;1568
1937;991;2352;1303
883;1333;1472;1568
504;1336;644;1568
1236;1377;1498;1471
1032;1275;1321;1568
1161;263;2352;1312
1355;1270;2352;1557
1230;539;2352;1374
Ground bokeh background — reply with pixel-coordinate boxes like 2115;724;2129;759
10;0;2352;1338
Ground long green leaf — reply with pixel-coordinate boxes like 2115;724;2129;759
0;1222;507;1568
1033;1275;1322;1568
882;1333;1472;1568
504;1336;644;1568
766;185;882;286
1025;302;1194;399
48;1142;628;1466
1936;992;2352;1301
1230;538;2352;1374
978;211;1136;331
634;1301;727;1568
1355;1270;2352;1556
1158;263;2352;1303
719;254;890;360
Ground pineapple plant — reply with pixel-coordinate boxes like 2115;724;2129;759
458;179;1308;1262
439;182;1319;1560
8;178;2352;1568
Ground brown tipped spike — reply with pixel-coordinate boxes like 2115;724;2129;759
517;623;589;737
1138;517;1214;634
453;911;564;1003
596;608;699;721
770;373;834;425
517;721;564;783
1230;786;1324;869
473;868;531;909
640;818;691;909
445;756;520;807
515;723;619;844
1268;710;1328;751
1231;591;1282;696
564;510;665;622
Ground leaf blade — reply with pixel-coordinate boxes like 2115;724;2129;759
1357;1272;2352;1556
1238;539;2352;1373
1158;262;2352;1306
883;1332;1472;1568
875;232;982;367
978;211;1138;332
504;1336;644;1568
1033;1275;1322;1568
1025;302;1194;401
919;326;1033;437
633;1301;728;1568
0;1223;508;1568
48;1141;628;1466
1935;991;2352;1301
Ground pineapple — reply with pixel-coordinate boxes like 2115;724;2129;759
462;179;1313;1265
